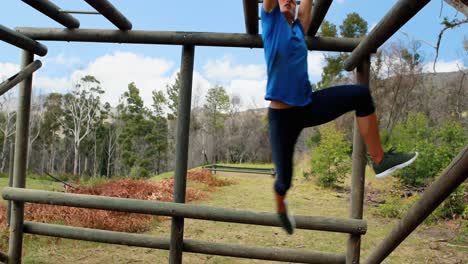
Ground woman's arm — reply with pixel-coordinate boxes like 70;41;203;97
263;0;278;12
298;0;313;33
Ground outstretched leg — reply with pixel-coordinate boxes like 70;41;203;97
300;84;417;178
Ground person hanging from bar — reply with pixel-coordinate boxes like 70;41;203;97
261;0;418;234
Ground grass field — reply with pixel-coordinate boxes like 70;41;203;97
0;168;466;264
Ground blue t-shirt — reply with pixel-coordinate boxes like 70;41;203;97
261;5;312;106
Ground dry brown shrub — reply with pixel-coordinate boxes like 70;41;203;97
188;169;234;190
0;170;231;233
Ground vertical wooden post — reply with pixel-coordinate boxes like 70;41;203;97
169;45;195;264
6;143;15;226
346;56;370;264
8;50;34;264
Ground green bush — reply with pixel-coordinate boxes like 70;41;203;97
388;113;467;187
310;123;351;188
434;120;467;174
431;185;466;221
376;192;419;219
389;112;436;186
130;166;150;179
80;176;109;187
376;193;403;218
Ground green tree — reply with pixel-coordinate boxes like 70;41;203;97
311;123;351;188
166;72;181;120
204;85;231;163
320;20;337;37
117;82;153;178
340;12;368;38
149;90;169;174
317;54;347;89
317;13;368;90
40;93;62;174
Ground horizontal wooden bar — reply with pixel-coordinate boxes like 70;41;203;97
0;60;42;96
344;0;430;71
307;0;333;36
205;168;274;175
15;27;361;52
21;0;80;29
207;165;273;170
59;10;100;15
84;0;132;30
0;25;47;56
365;146;468;264
2;187;367;234
23;221;345;264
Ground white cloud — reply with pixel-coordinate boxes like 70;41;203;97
200;55;268;109
307;51;325;80
43;53;82;68
423;59;466;73
203;55;266;81
34;76;71;93
1;52;282;111
0;62;20;80
70;51;175;106
190;71;213;109
224;79;268;110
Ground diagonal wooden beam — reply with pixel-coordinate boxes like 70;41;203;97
0;25;47;56
0;60;42;96
243;0;259;34
83;0;132;30
344;0;431;71
307;0;333;36
21;0;80;29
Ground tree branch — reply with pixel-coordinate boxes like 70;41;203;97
433;18;468;72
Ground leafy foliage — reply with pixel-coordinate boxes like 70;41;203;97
389;112;467;187
320;20;337;37
316;13;368;90
339;12;368;38
310;124;351;188
117;82;168;177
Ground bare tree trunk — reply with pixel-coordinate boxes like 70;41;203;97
27;122;41;171
0;134;9;173
40;144;46;175
106;148;112;178
455;71;467;119
93;132;97;177
84;156;88;176
386;75;403;132
49;141;56;174
73;145;79;175
62;147;70;174
106;129;117;178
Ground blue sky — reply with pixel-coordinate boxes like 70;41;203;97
0;0;466;109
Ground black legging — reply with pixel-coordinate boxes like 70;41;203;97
268;84;375;195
